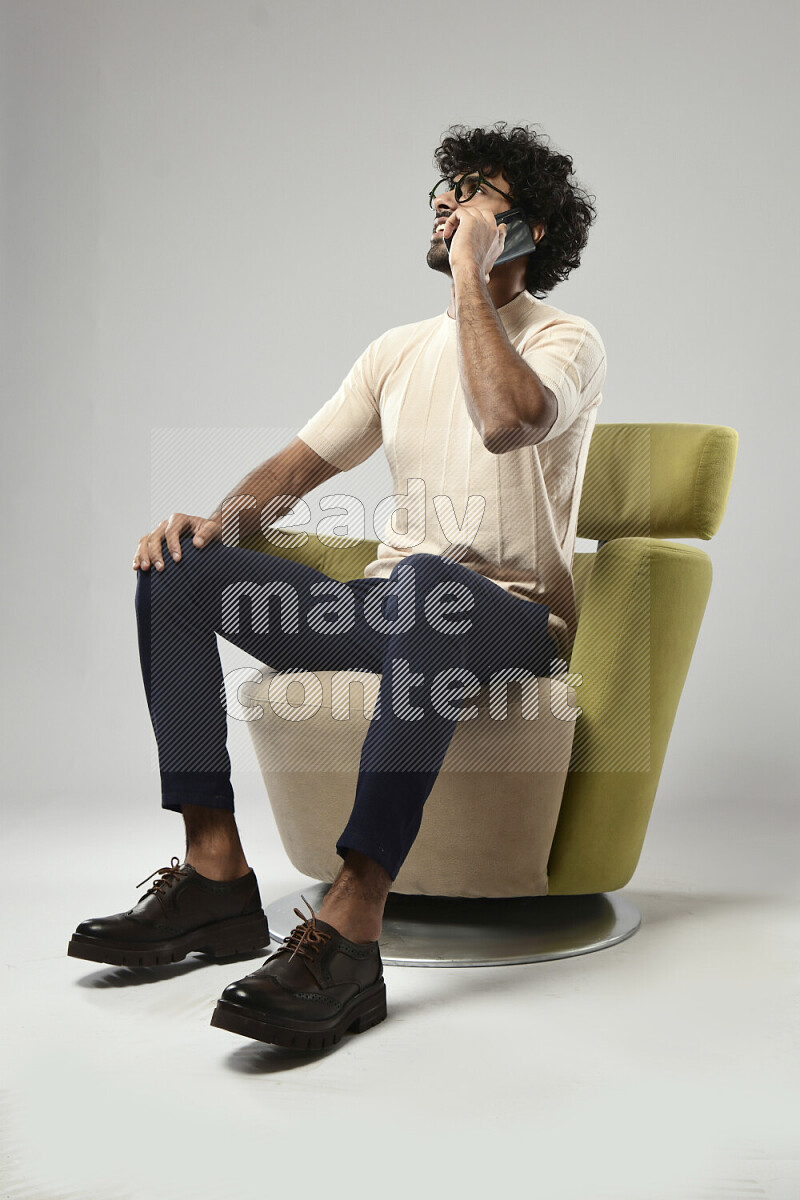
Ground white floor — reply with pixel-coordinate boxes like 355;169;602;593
2;778;798;1200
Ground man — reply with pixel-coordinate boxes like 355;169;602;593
67;122;607;1051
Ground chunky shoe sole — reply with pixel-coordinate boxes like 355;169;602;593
67;911;271;968
210;977;388;1050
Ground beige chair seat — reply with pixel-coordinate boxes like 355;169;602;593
240;668;578;898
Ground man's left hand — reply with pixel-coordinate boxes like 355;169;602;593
442;208;506;282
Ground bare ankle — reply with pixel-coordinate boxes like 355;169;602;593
316;851;391;942
185;848;250;881
317;906;382;944
181;805;249;881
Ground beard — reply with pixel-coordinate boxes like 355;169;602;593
426;239;452;276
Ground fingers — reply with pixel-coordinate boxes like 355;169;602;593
132;519;167;571
164;513;188;563
133;535;150;571
193;516;220;548
147;521;168;571
442;209;464;238
445;209;498;232
132;512;219;571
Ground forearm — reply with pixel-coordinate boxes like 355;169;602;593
452;265;553;452
210;457;304;542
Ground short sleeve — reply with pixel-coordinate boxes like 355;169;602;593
295;339;383;470
518;320;607;444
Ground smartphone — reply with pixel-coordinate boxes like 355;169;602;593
444;206;537;265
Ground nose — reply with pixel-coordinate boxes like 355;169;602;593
433;183;459;212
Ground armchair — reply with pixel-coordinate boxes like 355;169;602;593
237;423;738;965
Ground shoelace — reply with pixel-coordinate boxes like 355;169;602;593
135;856;191;901
279;894;332;964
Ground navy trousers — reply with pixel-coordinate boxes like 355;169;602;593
135;532;557;881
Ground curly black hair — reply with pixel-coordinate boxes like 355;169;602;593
432;121;598;298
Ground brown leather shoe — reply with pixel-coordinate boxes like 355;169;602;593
67;857;270;968
210;895;386;1050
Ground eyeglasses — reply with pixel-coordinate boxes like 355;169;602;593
429;171;515;209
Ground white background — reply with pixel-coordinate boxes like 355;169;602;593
1;2;798;1198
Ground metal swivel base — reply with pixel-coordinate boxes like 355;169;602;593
266;883;641;968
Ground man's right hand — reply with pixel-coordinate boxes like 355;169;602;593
133;512;222;571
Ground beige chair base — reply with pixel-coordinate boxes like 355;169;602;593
242;670;578;899
267;883;641;967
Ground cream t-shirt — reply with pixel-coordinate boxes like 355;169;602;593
295;288;607;663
